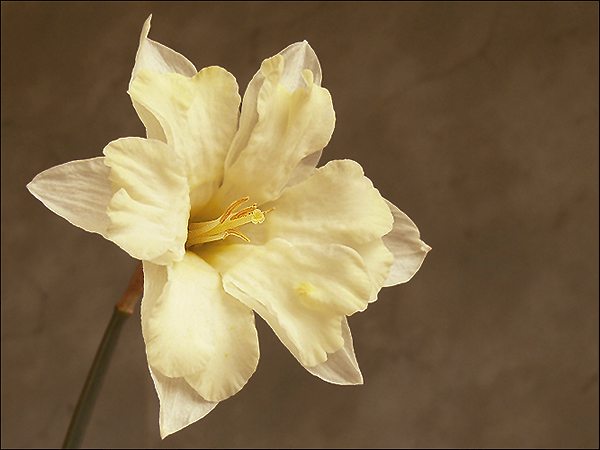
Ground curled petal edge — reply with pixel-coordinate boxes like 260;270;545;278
129;15;198;142
130;14;197;85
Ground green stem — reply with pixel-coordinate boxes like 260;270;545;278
62;263;143;449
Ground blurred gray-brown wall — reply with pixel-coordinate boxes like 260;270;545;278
2;2;598;448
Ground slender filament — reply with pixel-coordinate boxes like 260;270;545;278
187;197;273;247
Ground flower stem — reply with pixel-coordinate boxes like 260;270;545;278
62;263;144;449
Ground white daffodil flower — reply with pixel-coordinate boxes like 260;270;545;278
27;16;430;438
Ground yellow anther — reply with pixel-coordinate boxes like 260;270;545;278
251;209;265;224
186;198;272;248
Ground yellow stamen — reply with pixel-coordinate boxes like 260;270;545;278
224;229;251;242
186;198;272;248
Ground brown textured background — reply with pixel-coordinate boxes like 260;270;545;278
2;2;598;448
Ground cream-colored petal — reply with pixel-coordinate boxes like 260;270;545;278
149;366;218;439
129;67;240;213
131;15;197;83
27;157;112;236
354;238;395;302
278;41;323;92
213;159;394;304
141;261;218;439
129;16;198;142
257;159;393;248
283;149;323;190
224;41;322;173
305;317;363;385
143;252;259;402
103;137;190;265
224;275;364;386
222;238;371;367
191;241;254;285
211;54;335;212
132;99;168;143
140;260;168;329
382;199;431;286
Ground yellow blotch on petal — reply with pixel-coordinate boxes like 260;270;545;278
295;281;327;311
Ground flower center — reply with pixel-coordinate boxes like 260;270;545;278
186;197;272;248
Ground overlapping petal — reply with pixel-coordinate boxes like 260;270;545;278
149;367;218;439
141;261;218;439
200;159;396;377
382;200;431;286
224;41;322;172
130;15;197;82
354;238;395;302
256;159;393;247
128;16;240;212
221;238;371;367
27;157;113;236
103;137;190;265
240;159;395;302
210;53;335;213
196;241;366;385
304;317;363;385
129;67;241;214
129;15;198;143
143;252;259;403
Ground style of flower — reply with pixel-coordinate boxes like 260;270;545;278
27;16;430;438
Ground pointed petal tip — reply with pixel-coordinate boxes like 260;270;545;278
321;369;364;386
148;365;219;439
298;39;311;49
26;178;35;194
131;13;197;83
26;175;45;204
423;241;432;252
141;14;152;40
157;389;218;439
